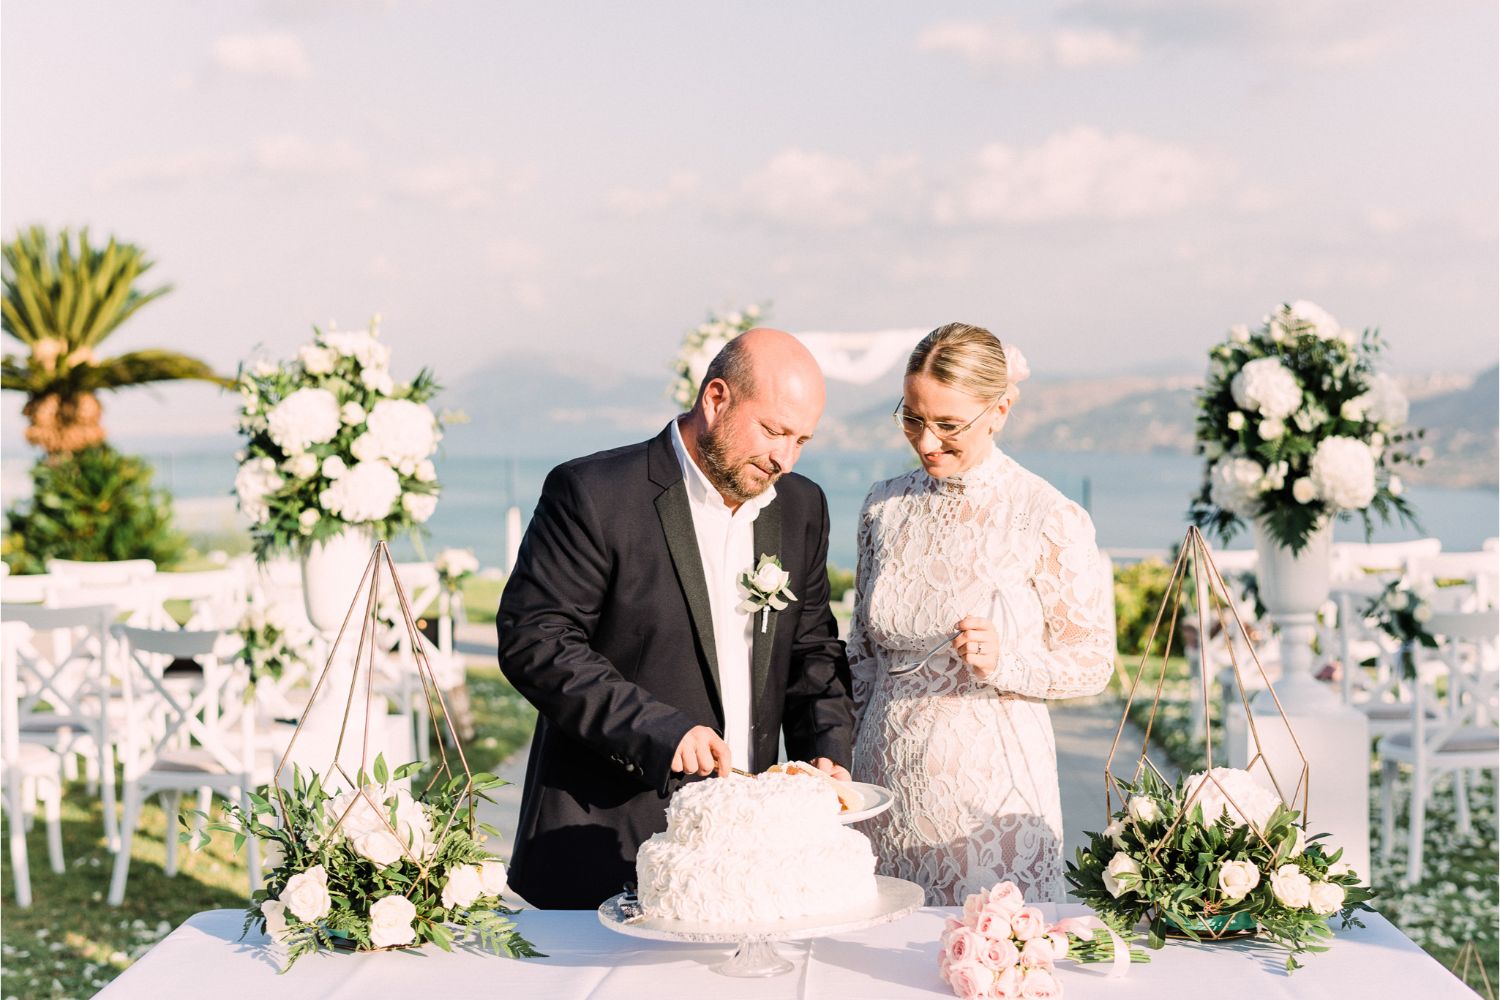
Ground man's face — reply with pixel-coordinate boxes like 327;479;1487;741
698;379;821;505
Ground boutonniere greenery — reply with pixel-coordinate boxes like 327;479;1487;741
738;554;796;633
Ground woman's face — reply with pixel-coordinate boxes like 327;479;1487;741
898;372;1006;479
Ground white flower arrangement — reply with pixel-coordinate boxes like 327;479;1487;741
1362;577;1439;675
235;319;445;559
235;594;314;686
667;304;765;410
1191;301;1423;553
434;548;480;593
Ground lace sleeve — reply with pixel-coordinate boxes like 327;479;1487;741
987;500;1115;700
848;492;883;725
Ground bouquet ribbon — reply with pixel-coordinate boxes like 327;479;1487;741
1053;916;1131;979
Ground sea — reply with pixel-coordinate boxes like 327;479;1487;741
13;445;1493;571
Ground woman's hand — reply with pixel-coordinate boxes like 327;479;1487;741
953;615;999;678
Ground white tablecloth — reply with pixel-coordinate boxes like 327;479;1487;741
95;905;1472;1000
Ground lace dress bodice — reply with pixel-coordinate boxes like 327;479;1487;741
849;447;1114;904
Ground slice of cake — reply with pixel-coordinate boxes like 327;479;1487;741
764;760;865;813
636;772;878;924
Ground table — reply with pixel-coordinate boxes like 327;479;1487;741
94;905;1474;999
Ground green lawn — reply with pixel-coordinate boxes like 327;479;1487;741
0;664;536;998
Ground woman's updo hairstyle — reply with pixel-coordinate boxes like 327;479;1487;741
905;322;1016;405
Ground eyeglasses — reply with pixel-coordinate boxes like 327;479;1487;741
891;399;996;442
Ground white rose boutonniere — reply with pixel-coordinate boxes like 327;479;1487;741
737;553;797;633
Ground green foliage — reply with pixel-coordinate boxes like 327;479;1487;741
1113;560;1186;660
3;445;186;573
827;563;855;601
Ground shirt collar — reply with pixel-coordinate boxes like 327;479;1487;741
670;417;777;516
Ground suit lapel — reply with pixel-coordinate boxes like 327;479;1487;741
650;430;723;716
750;497;783;713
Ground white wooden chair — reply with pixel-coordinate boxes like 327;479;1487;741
45;558;156;587
1331;538;1442;582
1407;551;1499;612
1377;608;1500;884
108;625;267;905
1;602;122;850
2;622;66;907
1;573;57;604
155;569;248;630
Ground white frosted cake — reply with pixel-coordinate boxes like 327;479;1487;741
635;770;878;924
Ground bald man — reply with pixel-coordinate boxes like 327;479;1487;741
498;329;854;908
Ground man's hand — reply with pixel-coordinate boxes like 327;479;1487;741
810;757;851;782
672;726;731;777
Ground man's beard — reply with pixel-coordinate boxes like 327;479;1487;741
699;415;780;503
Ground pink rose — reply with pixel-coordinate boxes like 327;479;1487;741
963;892;988;926
1045;931;1070;961
1020;937;1055;969
974;908;1013;942
992;966;1022;999
978;935;1019;971
945;959;991;1000
945;928;983;966
987;881;1026;915
1021;967;1062;999
1010;906;1046;941
945;916;966;935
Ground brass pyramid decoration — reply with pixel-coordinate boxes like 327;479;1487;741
1450;941;1496;1000
272;540;475;879
1105;526;1311;930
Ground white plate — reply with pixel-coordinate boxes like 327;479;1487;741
839;781;894;824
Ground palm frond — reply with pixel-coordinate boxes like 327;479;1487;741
74;350;231;391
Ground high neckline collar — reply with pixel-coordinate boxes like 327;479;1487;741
922;442;1008;492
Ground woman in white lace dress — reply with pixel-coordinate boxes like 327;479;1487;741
849;323;1115;905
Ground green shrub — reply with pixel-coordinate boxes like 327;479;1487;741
1113;559;1187;660
3;445;186;573
827;563;855;602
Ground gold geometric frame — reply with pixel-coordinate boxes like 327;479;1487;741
272;540;475;883
1450;941;1496;1000
1105;527;1311;897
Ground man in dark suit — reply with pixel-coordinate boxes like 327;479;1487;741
497;328;853;909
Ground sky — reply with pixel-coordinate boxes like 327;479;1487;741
2;0;1497;440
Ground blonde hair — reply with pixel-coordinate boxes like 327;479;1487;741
905;322;1015;403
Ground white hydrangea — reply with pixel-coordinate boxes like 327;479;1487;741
322;330;391;371
365;399;439;467
1209;457;1266;516
320;460;401;523
340;401;366;426
1230;357;1302;420
1182;768;1282;830
1309;436;1378;510
235;458;283;524
401;492;437;523
1287;300;1342;340
1361;372;1409;427
266;388;342;455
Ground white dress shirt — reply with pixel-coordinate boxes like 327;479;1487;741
670;418;776;769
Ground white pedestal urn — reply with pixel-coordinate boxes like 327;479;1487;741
300;524;378;635
1245;517;1371;881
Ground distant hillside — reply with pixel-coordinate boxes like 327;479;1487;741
1406;365;1498;489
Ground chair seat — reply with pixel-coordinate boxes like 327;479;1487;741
1382;726;1500;755
150;747;276;778
1360;702;1440;721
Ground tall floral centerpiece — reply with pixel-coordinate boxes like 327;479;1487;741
667;304;764;410
1190;301;1421;710
234;319;444;632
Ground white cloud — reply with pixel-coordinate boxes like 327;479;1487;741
918;19;1138;71
212;32;311;80
933;127;1227;224
254;135;367;177
93;149;242;191
737;149;923;229
391;157;534;211
606;170;700;217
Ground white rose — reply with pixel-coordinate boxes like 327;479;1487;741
1209;457;1268;517
1308;881;1345;916
1287;300;1341;340
368;894;418;948
1227;411;1246;431
282;864;331;922
1291;478;1318;504
322;330;391;370
286;452;319;479
478;860;508;897
1202;440;1224;460
299;345;338;375
1228;324;1251;344
1270;863;1312;909
321;460;402;523
1258;418;1285;440
402;492;438;523
1127;796;1160;823
752;562;790;592
1309;436;1378;510
353;829;405;867
1414;603;1432;623
341;401;366;425
365;399;440;465
351;433;380;462
441;864;484;910
261;898;291;943
1217;860;1261;901
252;360;279;377
361;367;395;395
1231;357;1302;420
299;508;321;529
416;459;437;482
1340;397;1368;422
1102;853;1141;898
1102;817;1126;847
266;388;342;454
235;457;283;524
1363;373;1409;426
322;455;348;479
1387;474;1403;497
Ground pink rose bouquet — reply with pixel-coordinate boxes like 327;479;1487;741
939;882;1145;999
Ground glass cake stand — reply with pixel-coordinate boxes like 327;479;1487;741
597;874;924;977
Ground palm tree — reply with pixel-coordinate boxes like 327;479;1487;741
1;226;226;455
